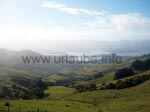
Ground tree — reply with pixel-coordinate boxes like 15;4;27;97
94;72;103;79
131;60;145;71
145;59;150;70
36;79;47;90
115;80;127;89
114;68;134;79
131;59;150;71
88;84;97;91
30;88;45;98
5;102;10;112
106;83;115;89
75;84;97;92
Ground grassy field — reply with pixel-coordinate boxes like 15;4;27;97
0;80;150;112
46;62;132;84
45;86;75;99
0;60;149;112
65;80;150;112
0;99;99;112
76;72;115;86
44;74;66;83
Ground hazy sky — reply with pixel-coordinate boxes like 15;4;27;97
0;0;150;50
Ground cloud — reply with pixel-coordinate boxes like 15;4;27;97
0;17;150;51
111;13;150;30
0;26;94;50
41;1;150;40
86;13;150;30
40;1;106;15
85;13;150;40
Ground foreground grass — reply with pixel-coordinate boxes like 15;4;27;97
1;81;150;112
65;80;150;112
0;67;149;112
0;99;99;112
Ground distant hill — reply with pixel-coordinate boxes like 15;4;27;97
0;49;83;77
32;40;150;56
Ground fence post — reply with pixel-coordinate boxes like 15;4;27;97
37;108;39;112
19;104;21;112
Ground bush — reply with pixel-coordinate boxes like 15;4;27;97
104;83;115;89
102;74;150;90
145;59;150;70
131;60;145;71
36;79;47;90
114;68;134;80
131;59;150;71
115;80;127;89
94;72;103;79
75;84;97;92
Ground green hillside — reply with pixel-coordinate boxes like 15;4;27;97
45;86;75;99
0;50;150;112
0;79;149;112
1;69;150;112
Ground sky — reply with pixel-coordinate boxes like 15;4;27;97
0;0;150;51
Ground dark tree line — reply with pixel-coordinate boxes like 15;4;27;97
0;78;48;99
114;68;134;80
131;59;150;71
101;74;150;90
101;58;150;90
75;84;97;92
114;59;150;80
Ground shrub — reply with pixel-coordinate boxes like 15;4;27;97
145;59;150;70
94;72;103;79
114;68;134;79
131;60;145;71
115;80;127;89
102;74;150;90
131;59;150;71
75;84;97;92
